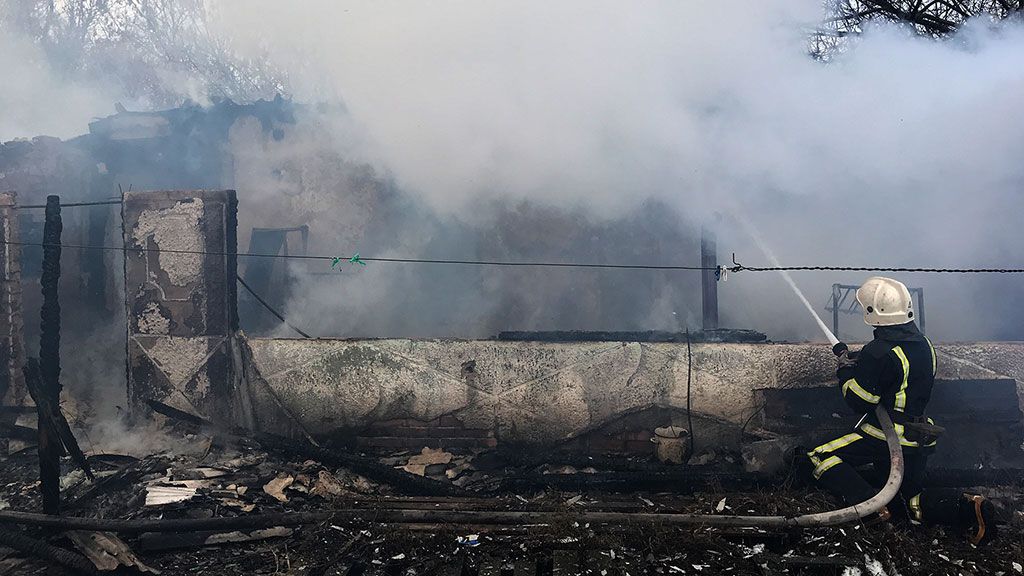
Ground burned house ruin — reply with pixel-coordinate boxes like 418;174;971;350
0;100;1021;575
0;101;1021;467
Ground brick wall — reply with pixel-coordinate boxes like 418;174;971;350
0;192;25;406
356;415;497;451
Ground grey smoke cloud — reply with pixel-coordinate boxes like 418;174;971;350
212;1;818;214
0;33;121;141
211;1;1024;342
2;1;1022;342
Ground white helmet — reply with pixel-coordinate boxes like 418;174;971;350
856;276;914;326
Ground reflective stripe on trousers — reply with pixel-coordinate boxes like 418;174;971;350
806;432;863;479
859;421;937;448
908;493;923;522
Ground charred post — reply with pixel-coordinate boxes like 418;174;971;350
36;195;63;514
39;195;62;399
24;360;60;514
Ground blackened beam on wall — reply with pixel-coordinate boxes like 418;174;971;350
701;224;718;331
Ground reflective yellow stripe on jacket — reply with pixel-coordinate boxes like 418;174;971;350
892;346;910;412
925;336;936;375
842;378;879;404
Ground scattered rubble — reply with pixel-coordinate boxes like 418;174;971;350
262;474;294;503
0;412;1019;575
144;486;197;507
401;447;454;476
66;530;160;573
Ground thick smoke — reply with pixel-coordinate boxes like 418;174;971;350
210;1;1024;342
0;33;120;141
3;2;1023;343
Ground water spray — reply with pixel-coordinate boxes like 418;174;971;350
732;212;845;351
726;211;902;520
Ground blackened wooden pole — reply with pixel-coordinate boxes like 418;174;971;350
37;195;62;514
700;224;718;331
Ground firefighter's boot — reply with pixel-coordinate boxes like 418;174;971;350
960;494;998;546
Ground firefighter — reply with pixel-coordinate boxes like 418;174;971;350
806;276;997;545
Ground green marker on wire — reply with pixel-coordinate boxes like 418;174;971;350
330;254;366;269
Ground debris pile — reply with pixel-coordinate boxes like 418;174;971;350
0;412;1020;575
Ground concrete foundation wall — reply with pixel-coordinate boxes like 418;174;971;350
116;189;1022;456
244;337;1024;446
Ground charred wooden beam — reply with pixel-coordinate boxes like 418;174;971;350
0;527;97;574
65;458;162;512
0;406;37;415
134;527;293;551
24;359;93;482
0;422;37;442
145;398;210;427
499;470;770;494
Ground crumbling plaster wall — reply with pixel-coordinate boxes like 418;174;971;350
123;190;240;419
116;187;1023;448
245;337;1024;444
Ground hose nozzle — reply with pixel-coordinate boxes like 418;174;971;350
832;342;849;357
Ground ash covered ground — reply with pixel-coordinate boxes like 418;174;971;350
0;419;1021;576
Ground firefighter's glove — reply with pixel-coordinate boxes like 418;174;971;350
836;352;857;382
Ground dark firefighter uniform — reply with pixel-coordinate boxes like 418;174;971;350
806;321;995;544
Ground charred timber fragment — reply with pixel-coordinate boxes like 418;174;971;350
254;432;467;497
0;527;97;574
24;359;93;481
0;422;37;442
146;399;465;497
24;360;60;513
65;458;163;512
145;398;210;427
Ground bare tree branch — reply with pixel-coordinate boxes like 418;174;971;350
812;0;1021;58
